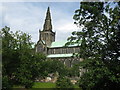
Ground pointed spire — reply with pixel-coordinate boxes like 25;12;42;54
43;7;52;31
46;7;51;20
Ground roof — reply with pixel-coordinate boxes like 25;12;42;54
41;40;45;44
47;53;73;58
49;41;80;48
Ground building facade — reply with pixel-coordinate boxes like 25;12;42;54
35;7;82;67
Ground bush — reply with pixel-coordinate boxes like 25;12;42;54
56;77;74;88
24;80;34;89
2;75;12;90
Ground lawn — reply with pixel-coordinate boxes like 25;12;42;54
32;82;56;88
13;82;81;89
33;82;80;88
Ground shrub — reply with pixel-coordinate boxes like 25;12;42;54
56;77;74;89
2;75;12;90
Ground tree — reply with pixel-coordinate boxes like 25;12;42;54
1;26;46;89
2;26;17;89
67;2;120;89
39;60;68;78
67;63;80;77
56;76;74;89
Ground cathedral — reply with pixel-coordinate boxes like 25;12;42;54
35;7;82;67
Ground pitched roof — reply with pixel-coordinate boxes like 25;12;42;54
49;40;80;48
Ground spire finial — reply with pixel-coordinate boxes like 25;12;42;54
46;6;51;20
47;6;50;11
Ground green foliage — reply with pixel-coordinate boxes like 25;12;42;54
40;60;68;77
67;63;80;77
67;2;120;90
1;26;46;89
56;77;74;88
2;75;12;90
78;58;112;89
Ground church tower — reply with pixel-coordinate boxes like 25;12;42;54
36;7;55;53
39;7;55;47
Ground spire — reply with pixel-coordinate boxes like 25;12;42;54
43;7;52;31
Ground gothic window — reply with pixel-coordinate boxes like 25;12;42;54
52;49;53;54
51;49;53;54
56;49;58;53
36;43;44;52
63;48;66;54
62;48;64;54
67;48;69;53
54;49;55;54
65;48;67;54
50;49;52;54
69;48;71;53
58;48;60;54
60;48;61;54
73;48;75;53
70;48;72;53
49;49;51;54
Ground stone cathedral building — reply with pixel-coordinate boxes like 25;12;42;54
35;7;82;67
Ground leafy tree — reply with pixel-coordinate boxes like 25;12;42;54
67;63;80;77
56;76;74;89
1;26;46;89
67;2;120;90
40;60;68;78
2;26;16;89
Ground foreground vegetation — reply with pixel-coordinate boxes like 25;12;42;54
1;1;120;90
67;1;120;90
1;26;80;89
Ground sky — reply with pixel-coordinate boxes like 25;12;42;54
0;2;81;43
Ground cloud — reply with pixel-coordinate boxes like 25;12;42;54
0;3;5;29
2;2;80;43
54;20;79;41
2;2;45;42
56;22;78;33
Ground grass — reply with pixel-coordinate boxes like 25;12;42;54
74;85;80;88
13;82;81;89
32;82;56;88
